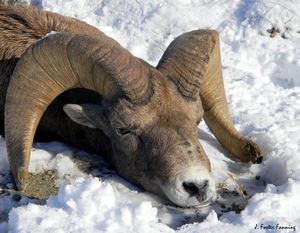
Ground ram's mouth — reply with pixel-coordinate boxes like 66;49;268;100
195;195;217;208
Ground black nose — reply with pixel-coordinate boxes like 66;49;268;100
183;180;209;201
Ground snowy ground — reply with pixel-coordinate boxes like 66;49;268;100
1;0;300;232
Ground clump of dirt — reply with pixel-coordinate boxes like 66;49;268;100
21;171;58;200
266;27;296;39
267;27;281;38
216;172;249;214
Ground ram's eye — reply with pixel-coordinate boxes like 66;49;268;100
116;127;131;136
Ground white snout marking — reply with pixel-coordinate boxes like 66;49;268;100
160;166;216;207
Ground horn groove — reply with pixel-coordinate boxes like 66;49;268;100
5;32;150;191
157;30;217;100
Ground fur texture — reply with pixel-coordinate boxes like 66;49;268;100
0;5;261;207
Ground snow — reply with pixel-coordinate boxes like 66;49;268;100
29;147;85;180
0;0;300;232
8;177;171;233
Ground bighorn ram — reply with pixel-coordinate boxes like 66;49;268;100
0;5;262;207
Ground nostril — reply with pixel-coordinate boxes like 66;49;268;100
183;182;199;196
182;180;208;197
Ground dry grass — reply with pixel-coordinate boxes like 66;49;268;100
227;172;247;197
218;172;247;197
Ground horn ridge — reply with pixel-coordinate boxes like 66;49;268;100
157;29;217;100
5;32;151;191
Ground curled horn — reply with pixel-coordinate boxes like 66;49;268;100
5;32;151;191
157;30;217;100
157;30;262;162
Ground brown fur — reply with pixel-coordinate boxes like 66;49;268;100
0;5;261;205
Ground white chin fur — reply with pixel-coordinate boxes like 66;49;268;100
160;166;216;207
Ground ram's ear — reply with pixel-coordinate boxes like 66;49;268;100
63;104;106;128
